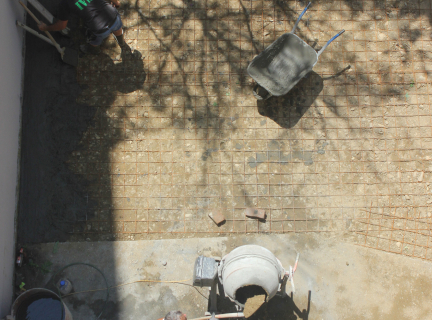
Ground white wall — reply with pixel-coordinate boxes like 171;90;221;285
0;0;24;317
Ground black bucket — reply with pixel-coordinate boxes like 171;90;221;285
10;288;73;320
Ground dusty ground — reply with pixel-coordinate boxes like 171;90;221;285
18;235;432;320
15;0;432;319
19;0;432;259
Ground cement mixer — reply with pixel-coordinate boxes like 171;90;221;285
192;245;300;318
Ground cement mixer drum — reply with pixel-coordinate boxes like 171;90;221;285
218;245;285;306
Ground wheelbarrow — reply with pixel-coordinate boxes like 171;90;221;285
247;2;345;100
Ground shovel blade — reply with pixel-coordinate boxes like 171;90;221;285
62;47;79;67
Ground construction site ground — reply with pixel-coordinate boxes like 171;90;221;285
16;0;432;319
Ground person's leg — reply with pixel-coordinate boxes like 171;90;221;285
113;28;126;47
111;16;126;48
81;15;125;54
80;27;113;54
113;28;122;37
80;33;104;54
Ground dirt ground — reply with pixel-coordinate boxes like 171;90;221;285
19;0;432;257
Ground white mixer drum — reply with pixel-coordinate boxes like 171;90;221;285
218;245;285;307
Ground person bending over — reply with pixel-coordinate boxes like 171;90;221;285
38;0;126;54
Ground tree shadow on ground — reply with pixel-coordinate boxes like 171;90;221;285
78;46;146;98
20;0;432;242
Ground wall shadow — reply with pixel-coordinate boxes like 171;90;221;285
18;31;146;243
18;14;95;243
17;1;146;319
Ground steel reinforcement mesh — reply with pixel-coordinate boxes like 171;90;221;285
64;0;432;261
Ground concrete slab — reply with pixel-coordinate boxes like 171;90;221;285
22;234;432;320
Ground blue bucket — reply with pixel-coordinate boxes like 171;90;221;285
10;288;73;320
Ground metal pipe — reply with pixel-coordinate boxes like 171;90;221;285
291;2;311;34
317;30;346;57
189;312;245;320
27;0;54;23
293;253;300;273
26;0;71;36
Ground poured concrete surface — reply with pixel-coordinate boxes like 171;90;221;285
23;235;432;320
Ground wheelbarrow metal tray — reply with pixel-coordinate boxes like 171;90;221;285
247;33;317;97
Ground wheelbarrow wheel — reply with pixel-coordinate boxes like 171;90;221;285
253;84;272;100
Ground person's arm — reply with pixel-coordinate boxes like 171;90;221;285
38;20;68;32
109;0;121;8
40;0;69;31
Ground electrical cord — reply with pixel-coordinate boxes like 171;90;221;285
61;278;208;300
49;263;110;320
49;263;209;319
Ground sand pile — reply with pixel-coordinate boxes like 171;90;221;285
243;294;266;318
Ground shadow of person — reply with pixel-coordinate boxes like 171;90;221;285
79;46;146;102
115;46;147;94
256;71;323;129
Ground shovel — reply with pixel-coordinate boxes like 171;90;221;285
18;1;78;67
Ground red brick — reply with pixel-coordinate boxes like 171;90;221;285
245;208;266;220
209;209;226;225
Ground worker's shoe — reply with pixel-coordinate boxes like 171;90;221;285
79;44;101;55
114;32;126;48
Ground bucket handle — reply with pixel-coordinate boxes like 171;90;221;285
291;2;311;34
317;30;345;57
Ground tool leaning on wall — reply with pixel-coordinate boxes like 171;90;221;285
16;1;78;67
26;0;71;36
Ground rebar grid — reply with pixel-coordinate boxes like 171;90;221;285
67;0;432;247
354;205;432;261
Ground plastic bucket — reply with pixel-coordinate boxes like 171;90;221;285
10;288;73;320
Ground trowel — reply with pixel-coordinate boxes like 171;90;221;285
17;1;78;67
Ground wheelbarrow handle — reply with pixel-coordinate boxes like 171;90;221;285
291;2;311;34
317;29;345;57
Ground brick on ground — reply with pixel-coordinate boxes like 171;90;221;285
245;208;266;220
209;209;225;225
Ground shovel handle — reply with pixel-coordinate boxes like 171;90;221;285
16;20;55;46
18;1;63;56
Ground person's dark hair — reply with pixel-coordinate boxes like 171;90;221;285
164;311;183;320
